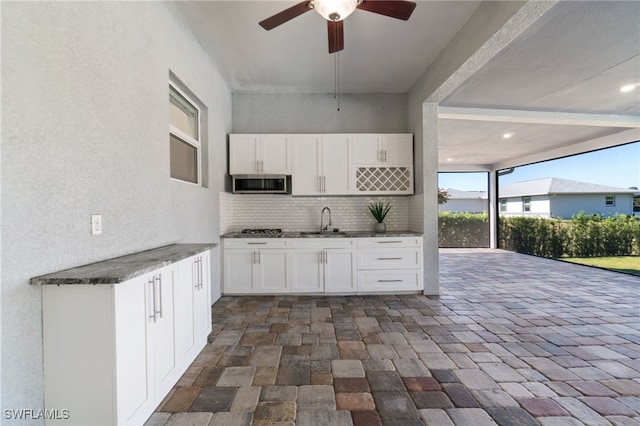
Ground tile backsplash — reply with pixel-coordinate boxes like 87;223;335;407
220;193;412;234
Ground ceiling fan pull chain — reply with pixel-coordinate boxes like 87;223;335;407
335;51;341;111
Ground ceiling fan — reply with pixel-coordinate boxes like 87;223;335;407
259;0;417;54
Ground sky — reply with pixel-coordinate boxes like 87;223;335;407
438;141;640;191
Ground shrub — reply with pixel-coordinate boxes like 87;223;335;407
438;212;489;248
499;213;639;258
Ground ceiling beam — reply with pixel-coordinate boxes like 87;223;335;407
439;107;640;128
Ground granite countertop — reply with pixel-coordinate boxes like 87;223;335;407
222;231;423;239
31;243;217;285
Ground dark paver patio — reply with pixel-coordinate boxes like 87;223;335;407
149;249;640;425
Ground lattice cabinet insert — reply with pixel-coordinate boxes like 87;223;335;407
355;166;412;193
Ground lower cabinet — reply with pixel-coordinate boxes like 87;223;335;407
290;239;356;294
223;237;422;295
223;239;290;294
42;249;212;426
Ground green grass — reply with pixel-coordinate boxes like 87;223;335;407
561;256;640;276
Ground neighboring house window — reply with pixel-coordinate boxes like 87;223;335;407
605;195;615;206
522;196;531;212
169;84;200;184
500;198;507;212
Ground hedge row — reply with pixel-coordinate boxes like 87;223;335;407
438;212;489;248
499;213;640;257
439;212;640;257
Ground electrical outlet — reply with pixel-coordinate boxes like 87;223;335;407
91;215;102;235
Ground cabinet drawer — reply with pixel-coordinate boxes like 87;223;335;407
290;238;354;249
356;237;422;249
223;238;288;249
357;270;421;292
358;249;421;270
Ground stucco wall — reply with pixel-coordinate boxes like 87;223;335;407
439;199;488;213
1;2;231;420
232;93;407;134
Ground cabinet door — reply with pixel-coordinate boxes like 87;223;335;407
262;135;291;174
322;134;350;194
291;249;324;293
224;249;256;293
229;135;259;174
383;134;413;164
151;266;177;400
114;277;153;425
324;249;356;293
292;135;321;195
174;257;196;368
352;134;382;164
194;251;212;341
256;250;289;293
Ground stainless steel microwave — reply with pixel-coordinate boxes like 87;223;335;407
232;175;289;194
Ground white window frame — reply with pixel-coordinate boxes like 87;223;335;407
605;195;615;206
169;82;201;185
499;198;507;212
522;196;531;212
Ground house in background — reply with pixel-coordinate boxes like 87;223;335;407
499;177;637;219
439;189;488;214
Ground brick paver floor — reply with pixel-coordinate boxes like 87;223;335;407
149;249;640;425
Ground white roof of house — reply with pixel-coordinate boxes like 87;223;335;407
500;177;637;198
445;189;488;200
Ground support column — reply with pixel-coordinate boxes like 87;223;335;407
423;103;439;295
489;170;498;249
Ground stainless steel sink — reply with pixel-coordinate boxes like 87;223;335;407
299;231;347;237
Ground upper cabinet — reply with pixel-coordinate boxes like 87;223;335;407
292;134;351;196
351;134;413;165
229;134;291;175
230;133;413;195
351;134;414;195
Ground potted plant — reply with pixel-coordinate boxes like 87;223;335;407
368;201;392;233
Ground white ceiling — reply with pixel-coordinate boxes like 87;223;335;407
175;1;640;170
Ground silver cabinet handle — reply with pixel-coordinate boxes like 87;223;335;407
324;250;328;264
377;257;402;260
257;251;261;264
252;251;256;264
377;279;402;282
377;240;402;244
155;275;163;319
199;257;204;290
248;242;268;245
148;276;157;323
193;258;197;289
383;149;387;162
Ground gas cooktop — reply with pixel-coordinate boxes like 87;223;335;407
236;228;283;238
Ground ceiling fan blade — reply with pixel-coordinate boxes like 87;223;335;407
328;20;344;54
259;1;313;30
357;0;416;21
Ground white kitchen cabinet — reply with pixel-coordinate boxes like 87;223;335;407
292;134;350;195
175;251;212;372
42;266;176;425
40;245;214;426
356;237;423;293
229;134;291;175
289;238;356;294
223;239;290;294
351;134;414;195
351;134;413;165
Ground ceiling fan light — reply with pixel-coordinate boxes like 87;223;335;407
313;0;358;21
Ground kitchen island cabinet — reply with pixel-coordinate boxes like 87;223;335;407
34;244;215;426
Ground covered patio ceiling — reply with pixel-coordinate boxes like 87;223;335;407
174;1;640;171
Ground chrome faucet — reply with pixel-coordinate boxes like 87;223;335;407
320;206;332;233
